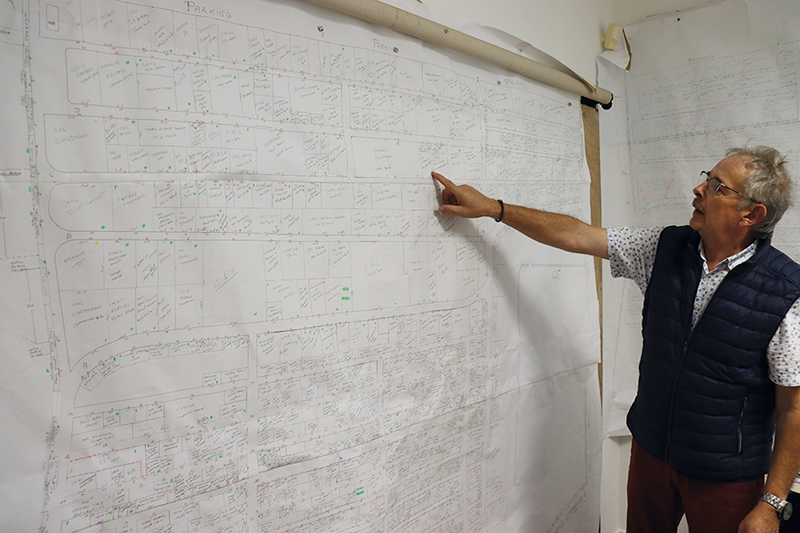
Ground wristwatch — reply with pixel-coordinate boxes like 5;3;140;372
761;491;793;522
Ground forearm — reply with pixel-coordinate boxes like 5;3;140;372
432;172;608;258
741;387;800;531
763;403;800;499
500;202;609;259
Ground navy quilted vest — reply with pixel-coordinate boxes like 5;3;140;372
627;225;800;481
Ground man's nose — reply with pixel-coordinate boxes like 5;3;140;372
693;180;706;197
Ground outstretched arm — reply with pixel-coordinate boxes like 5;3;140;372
433;171;608;259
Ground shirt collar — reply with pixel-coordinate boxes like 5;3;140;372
698;239;758;273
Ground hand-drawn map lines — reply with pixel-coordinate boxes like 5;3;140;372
627;44;800;142
42;0;575;125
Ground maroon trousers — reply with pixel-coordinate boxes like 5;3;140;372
627;439;764;533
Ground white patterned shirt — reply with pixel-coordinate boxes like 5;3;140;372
608;226;800;386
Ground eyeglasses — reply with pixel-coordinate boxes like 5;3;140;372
700;171;758;203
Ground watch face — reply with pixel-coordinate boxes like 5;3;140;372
782;502;793;521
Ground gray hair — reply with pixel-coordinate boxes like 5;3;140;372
727;146;792;238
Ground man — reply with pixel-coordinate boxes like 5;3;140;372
432;146;800;533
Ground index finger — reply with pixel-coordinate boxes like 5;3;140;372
431;171;454;189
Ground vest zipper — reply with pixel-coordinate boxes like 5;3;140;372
737;396;748;454
663;333;694;462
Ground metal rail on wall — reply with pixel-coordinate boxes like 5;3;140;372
299;0;614;107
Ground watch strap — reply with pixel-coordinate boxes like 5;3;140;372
760;491;791;521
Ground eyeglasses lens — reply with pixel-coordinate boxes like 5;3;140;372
708;177;721;195
701;172;721;196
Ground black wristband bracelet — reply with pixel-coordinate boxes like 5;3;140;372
495;199;505;222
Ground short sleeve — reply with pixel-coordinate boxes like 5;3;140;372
767;298;800;387
607;226;665;295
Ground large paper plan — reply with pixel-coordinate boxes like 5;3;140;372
0;0;601;531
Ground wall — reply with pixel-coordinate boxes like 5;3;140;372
0;0;716;530
420;0;716;84
612;0;720;27
419;0;614;83
0;0;611;531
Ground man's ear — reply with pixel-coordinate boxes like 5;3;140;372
740;203;767;228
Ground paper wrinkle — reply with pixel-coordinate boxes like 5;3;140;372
598;32;631;71
377;0;593;91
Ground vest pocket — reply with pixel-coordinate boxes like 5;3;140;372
737;395;748;454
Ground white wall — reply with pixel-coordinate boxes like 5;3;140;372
612;0;720;27
420;0;614;83
420;0;717;84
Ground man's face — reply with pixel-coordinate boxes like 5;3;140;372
689;156;753;241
